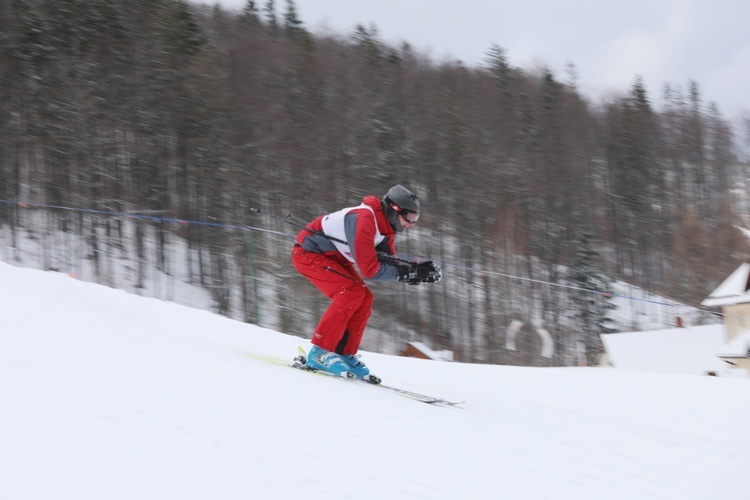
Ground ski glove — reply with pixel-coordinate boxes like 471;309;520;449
398;261;442;285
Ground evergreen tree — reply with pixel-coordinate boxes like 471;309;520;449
485;44;511;88
352;24;381;64
607;76;660;218
264;0;277;29
237;0;261;32
243;0;259;19
566;233;616;364
283;0;303;37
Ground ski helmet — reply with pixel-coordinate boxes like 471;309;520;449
382;185;420;233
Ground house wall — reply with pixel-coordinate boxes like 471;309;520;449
719;357;750;375
722;303;750;343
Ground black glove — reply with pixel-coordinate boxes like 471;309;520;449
415;261;442;284
398;261;442;285
397;264;418;284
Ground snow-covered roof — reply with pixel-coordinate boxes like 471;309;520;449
600;325;727;375
407;341;454;362
701;262;750;307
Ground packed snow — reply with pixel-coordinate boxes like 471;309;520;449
2;260;749;499
601;325;729;375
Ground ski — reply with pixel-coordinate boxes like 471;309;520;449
292;347;463;407
245;348;464;407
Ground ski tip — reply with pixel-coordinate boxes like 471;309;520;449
441;400;465;407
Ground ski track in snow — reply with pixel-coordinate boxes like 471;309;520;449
1;260;749;499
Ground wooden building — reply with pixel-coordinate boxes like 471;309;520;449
400;341;454;362
701;262;750;375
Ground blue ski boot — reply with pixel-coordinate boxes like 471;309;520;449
340;353;370;379
306;345;349;376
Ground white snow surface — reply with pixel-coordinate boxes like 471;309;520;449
601;325;729;375
2;261;749;500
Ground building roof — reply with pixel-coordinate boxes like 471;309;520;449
701;262;750;308
406;341;454;362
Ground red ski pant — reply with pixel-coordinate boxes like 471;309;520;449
292;248;373;355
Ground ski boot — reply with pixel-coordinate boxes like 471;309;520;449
305;345;349;377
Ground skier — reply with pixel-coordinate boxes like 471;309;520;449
291;185;441;378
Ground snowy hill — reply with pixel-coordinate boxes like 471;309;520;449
2;261;749;500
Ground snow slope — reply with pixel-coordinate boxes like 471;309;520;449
1;261;749;500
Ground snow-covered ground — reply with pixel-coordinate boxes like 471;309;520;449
601;325;730;375
2;260;749;499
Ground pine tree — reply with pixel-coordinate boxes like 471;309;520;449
264;0;277;30
607;76;659;218
283;0;304;37
243;0;259;19
352;24;381;64
567;233;616;364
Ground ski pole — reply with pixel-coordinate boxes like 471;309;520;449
250;207;347;246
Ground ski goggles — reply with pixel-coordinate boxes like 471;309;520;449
400;210;420;224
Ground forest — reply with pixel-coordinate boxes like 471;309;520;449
1;0;749;366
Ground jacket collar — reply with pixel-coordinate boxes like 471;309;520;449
363;195;395;236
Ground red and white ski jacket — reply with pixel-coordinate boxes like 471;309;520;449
295;195;401;281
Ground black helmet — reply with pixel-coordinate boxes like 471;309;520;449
382;185;420;233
